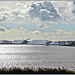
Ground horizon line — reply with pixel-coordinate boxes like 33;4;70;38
0;0;74;1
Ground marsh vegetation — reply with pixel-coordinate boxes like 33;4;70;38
0;67;74;74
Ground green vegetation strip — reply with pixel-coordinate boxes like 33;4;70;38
0;67;75;74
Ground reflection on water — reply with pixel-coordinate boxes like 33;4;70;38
0;45;75;70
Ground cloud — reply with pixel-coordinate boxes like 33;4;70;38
55;29;75;35
20;27;27;31
71;1;75;15
0;25;74;41
0;16;7;22
28;1;62;21
9;27;27;34
33;30;40;34
0;25;8;32
61;1;75;22
1;1;75;23
0;1;63;23
51;1;75;22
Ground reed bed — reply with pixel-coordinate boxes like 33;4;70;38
0;67;74;74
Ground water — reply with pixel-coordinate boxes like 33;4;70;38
0;45;75;70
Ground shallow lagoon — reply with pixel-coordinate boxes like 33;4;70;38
0;45;75;70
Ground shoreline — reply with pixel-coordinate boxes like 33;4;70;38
0;44;75;47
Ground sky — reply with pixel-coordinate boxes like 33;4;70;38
0;1;75;41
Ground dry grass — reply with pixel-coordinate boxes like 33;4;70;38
0;67;74;74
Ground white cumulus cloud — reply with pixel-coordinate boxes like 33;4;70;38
28;1;62;21
0;1;62;23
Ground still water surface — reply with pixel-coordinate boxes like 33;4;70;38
0;45;75;70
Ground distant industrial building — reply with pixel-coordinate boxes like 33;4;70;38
28;40;51;45
49;41;59;45
65;41;75;46
0;40;12;44
58;41;75;46
0;39;75;46
12;40;28;44
58;41;67;46
50;41;70;45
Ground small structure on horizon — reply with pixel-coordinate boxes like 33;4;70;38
49;41;59;45
28;40;51;45
58;41;67;46
0;40;12;44
65;41;75;46
12;40;28;44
